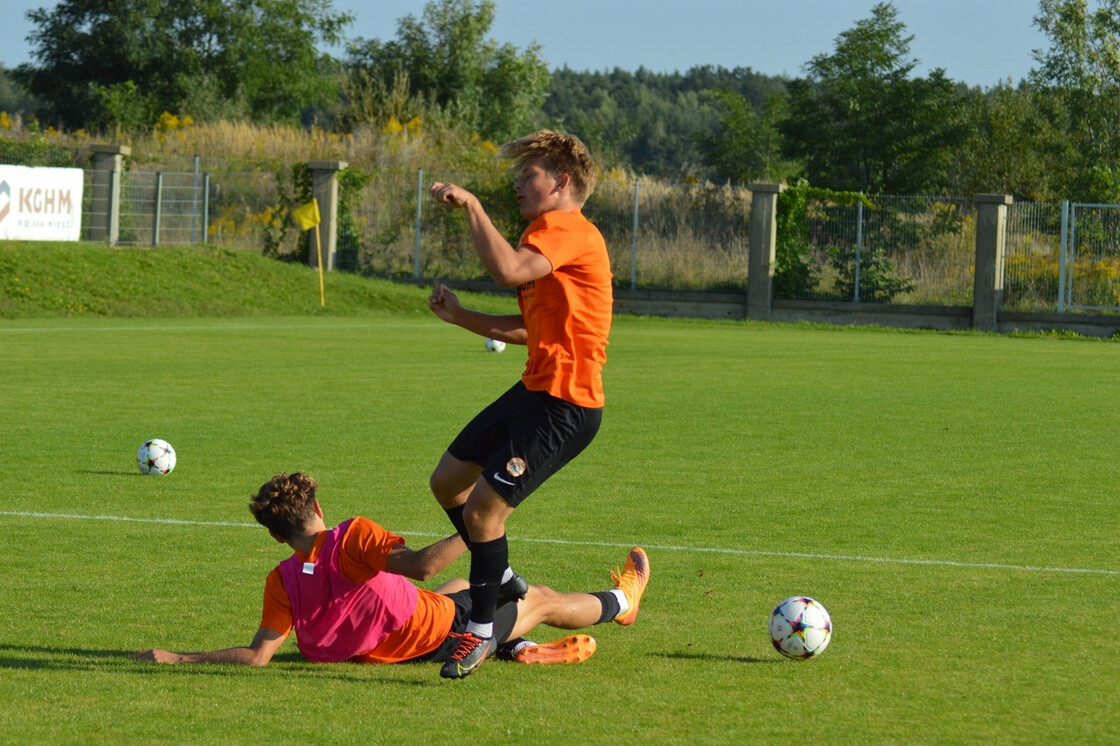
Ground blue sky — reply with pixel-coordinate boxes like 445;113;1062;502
3;1;1049;88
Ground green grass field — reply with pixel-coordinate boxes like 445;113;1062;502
1;245;1118;743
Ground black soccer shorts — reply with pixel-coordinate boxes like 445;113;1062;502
447;381;602;507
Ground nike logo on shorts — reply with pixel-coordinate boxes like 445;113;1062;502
493;472;516;486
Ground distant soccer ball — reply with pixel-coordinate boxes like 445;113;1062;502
769;596;831;659
485;338;506;353
137;439;176;475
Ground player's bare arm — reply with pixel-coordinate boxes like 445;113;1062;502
429;181;553;287
384;533;468;581
132;626;286;667
428;284;528;344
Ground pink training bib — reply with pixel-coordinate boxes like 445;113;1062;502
278;518;418;662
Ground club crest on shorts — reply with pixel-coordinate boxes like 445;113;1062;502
506;457;527;478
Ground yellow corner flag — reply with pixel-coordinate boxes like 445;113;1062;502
291;199;321;232
292;199;326;308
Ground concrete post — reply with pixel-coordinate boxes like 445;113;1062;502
306;160;347;271
747;182;785;321
972;194;1012;332
88;144;130;245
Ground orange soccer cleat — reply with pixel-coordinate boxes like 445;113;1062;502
511;634;597;665
610;547;650;626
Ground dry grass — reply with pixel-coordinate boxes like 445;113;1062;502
0;112;493;173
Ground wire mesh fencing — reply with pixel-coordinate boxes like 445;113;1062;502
1003;201;1063;312
1063;203;1120;311
784;195;974;305
114;171;210;246
596;177;751;292
334;167;463;277
204;169;281;253
335;172;752;290
79;168;105;242
1003;201;1120;313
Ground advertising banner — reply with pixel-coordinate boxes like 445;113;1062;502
0;165;84;241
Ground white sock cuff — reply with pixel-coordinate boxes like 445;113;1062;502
465;621;494;639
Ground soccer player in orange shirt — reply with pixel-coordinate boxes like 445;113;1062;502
428;131;647;679
131;472;649;668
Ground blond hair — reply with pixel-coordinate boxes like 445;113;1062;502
249;472;319;540
500;130;598;204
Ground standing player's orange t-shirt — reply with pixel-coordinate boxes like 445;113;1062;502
259;516;456;664
517;209;613;408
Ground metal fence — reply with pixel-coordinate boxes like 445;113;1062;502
79;168;105;243
1061;203;1120;311
600;177;751;292
75;159;281;251
204;169;281;252
116;170;209;246
335;171;752;291
1004;201;1064;312
52;158;1120;313
336;167;425;276
788;195;975;305
77;168;212;247
766;194;1116;312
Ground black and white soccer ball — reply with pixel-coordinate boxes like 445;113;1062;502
137;438;176;475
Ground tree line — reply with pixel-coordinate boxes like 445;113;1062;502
4;0;1120;202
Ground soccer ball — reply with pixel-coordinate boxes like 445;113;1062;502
769;596;832;659
485;338;506;353
137;439;176;475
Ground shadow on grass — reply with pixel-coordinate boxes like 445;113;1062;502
653;650;782;664
77;470;146;477
0;644;437;686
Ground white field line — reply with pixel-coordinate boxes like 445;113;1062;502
3;510;1117;577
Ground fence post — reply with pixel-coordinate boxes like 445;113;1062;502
88;144;130;246
630;179;639;290
151;172;163;245
191;155;201;244
747;182;785;321
854;199;863;303
306;160;348;271
1058;200;1069;312
972;194;1013;332
415;167;423;279
202;173;210;244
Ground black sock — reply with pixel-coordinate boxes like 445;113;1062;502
467;535;508;627
444;504;471;547
591;591;621;624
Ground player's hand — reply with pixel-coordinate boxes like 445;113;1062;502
428;283;463;323
131;649;181;664
429;182;474;209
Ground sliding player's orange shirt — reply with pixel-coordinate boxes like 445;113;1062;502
517;209;613;408
259;517;456;664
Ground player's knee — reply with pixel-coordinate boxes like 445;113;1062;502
428;468;446;500
541;585;561;600
462;502;501;536
520;585;566;626
429;463;462;505
430;454;479;505
526;585;557;606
